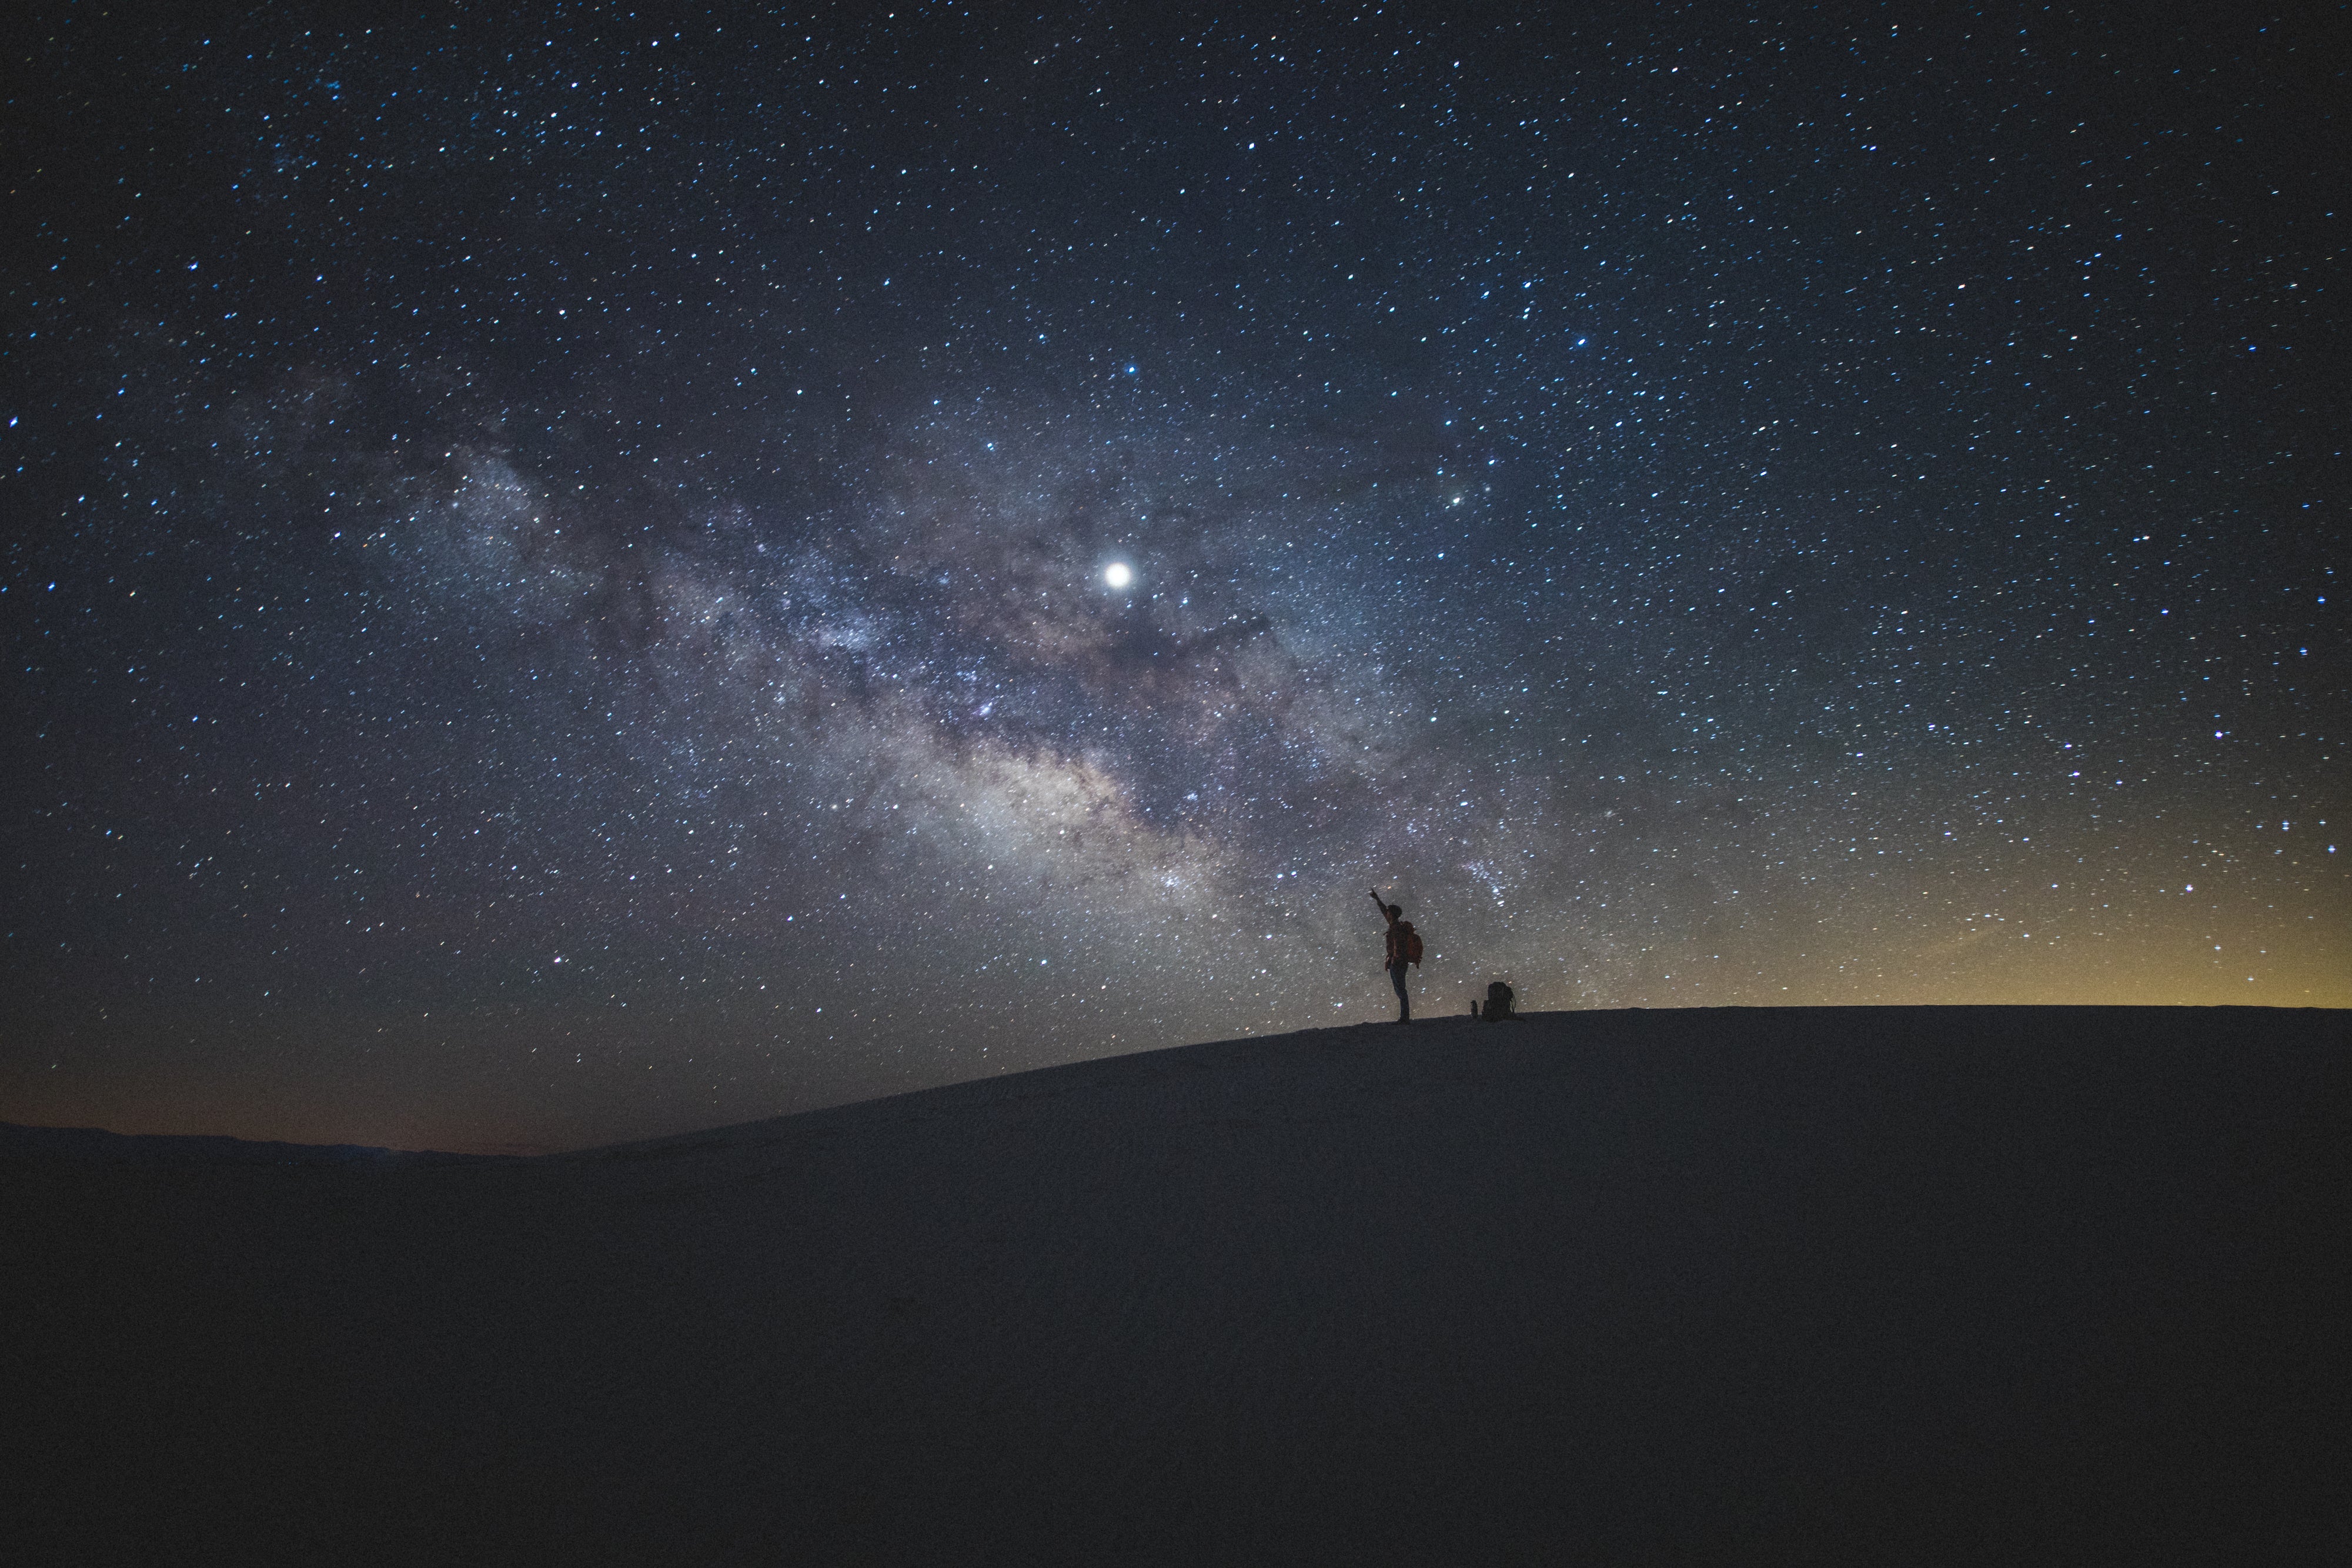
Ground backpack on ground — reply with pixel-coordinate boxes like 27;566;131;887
1481;981;1515;1021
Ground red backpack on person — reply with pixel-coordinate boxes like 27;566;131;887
1371;888;1424;968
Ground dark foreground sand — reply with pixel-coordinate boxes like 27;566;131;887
8;1007;2349;1565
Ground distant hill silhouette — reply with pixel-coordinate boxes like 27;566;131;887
0;1121;502;1167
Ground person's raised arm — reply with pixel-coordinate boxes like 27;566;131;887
1369;888;1391;923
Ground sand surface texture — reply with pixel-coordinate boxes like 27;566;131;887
9;1006;2348;1564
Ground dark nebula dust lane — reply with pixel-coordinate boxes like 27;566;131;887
4;6;2344;1149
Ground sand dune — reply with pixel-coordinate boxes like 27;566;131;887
9;1007;2348;1564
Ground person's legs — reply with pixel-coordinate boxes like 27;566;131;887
1389;960;1411;1022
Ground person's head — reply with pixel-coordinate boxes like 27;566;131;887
1386;904;1402;920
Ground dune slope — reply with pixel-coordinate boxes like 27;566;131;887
8;1006;2348;1564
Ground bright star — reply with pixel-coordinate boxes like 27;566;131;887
1104;562;1133;589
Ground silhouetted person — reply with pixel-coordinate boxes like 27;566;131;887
1368;889;1421;1023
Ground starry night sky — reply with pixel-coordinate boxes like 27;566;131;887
5;5;2344;1152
